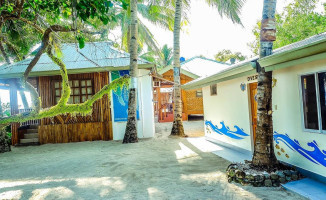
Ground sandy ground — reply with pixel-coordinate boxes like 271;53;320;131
0;121;306;200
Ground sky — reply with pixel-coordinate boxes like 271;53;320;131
141;0;325;60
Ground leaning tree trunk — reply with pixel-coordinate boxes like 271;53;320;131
252;0;278;166
171;0;186;137
123;0;139;143
19;90;29;109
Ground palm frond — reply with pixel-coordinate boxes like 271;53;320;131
138;3;176;31
205;0;245;25
161;44;173;66
138;20;162;59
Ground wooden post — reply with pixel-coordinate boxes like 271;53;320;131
9;79;19;145
181;89;188;121
157;87;161;121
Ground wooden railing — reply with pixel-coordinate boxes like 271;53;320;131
41;108;103;125
158;103;173;121
19;108;40;126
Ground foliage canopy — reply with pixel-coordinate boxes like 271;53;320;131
248;0;326;55
214;49;246;63
0;0;130;127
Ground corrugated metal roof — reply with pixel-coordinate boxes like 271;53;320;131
272;32;326;55
180;56;231;78
158;56;231;79
182;57;257;87
0;42;153;78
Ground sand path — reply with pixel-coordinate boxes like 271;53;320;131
0;121;306;200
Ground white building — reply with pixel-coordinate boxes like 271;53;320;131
183;33;326;183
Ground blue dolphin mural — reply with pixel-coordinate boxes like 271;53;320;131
274;132;326;167
205;120;249;140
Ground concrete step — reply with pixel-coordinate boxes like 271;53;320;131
27;129;38;133
24;133;38;139
20;138;39;143
15;142;40;147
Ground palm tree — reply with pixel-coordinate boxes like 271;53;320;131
252;0;278;166
170;0;185;136
140;44;173;69
171;0;245;136
160;44;173;68
112;0;183;56
121;0;183;142
123;0;139;143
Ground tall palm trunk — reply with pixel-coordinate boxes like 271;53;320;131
252;0;278;166
123;0;139;143
171;0;185;136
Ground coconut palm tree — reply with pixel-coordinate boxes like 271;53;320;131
252;0;278;166
140;44;173;69
112;0;187;56
171;0;245;136
123;0;139;143
160;44;173;67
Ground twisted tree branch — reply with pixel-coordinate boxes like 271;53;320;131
23;25;74;82
0;39;10;64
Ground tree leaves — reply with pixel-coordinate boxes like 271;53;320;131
0;0;128;61
214;49;246;62
76;35;85;49
248;0;326;55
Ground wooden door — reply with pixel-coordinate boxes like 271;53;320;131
249;82;258;145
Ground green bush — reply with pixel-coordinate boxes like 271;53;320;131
6;132;11;144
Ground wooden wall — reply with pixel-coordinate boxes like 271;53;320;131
38;122;111;144
38;72;113;143
185;90;204;115
160;69;204;118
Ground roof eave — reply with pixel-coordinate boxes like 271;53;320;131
157;65;200;79
181;69;200;79
182;62;254;90
259;39;326;71
157;65;173;75
0;63;154;79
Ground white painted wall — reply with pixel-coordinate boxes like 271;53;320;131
202;58;326;178
203;76;257;152
111;69;155;140
273;59;326;178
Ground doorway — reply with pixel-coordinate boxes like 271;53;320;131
249;82;258;145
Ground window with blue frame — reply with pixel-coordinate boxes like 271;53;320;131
301;72;326;132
